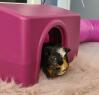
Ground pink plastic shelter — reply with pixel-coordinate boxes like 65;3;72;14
0;3;80;86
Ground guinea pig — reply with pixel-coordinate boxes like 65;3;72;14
41;45;70;78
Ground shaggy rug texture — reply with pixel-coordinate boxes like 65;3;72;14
0;42;99;95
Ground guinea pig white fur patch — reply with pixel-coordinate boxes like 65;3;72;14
57;48;66;58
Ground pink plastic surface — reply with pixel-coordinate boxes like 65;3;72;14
0;4;80;86
80;19;99;43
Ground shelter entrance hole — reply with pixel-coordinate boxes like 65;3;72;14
48;27;62;46
40;27;63;68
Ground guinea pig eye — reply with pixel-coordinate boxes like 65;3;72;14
57;57;63;65
49;57;53;61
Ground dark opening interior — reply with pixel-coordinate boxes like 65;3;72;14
42;27;62;53
48;27;62;46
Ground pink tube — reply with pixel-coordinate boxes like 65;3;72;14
80;19;99;43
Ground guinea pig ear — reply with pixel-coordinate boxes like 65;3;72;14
64;48;71;54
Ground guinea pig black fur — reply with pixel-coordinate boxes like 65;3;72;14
41;45;70;78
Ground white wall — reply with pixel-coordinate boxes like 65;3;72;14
71;0;99;19
27;0;41;4
58;0;70;10
44;0;70;10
